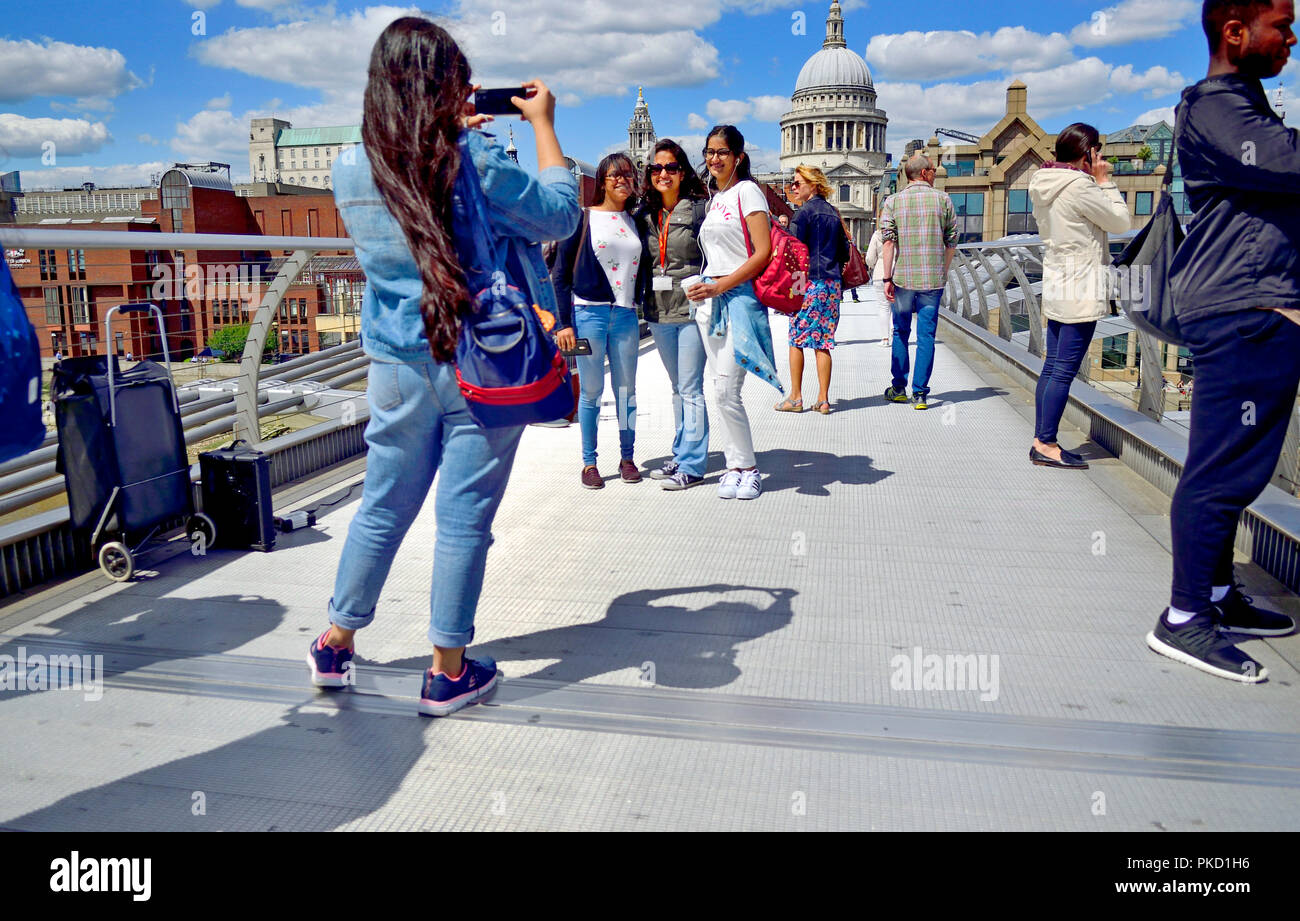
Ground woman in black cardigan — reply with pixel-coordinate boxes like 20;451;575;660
551;153;653;489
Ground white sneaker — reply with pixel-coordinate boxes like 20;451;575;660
736;468;761;500
718;470;742;499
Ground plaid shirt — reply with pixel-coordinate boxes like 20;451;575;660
880;182;958;291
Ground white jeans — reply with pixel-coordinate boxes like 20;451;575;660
696;305;757;470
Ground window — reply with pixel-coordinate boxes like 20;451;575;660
839;184;851;203
39;249;57;281
949;192;985;243
944;159;975;177
66;249;86;280
213;301;221;324
44;287;63;325
1005;188;1037;235
1101;334;1130;370
280;300;288;324
69;287;89;324
1135;191;1154;216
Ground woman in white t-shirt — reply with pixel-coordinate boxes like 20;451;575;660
686;125;780;501
863;202;890;347
552;153;652;489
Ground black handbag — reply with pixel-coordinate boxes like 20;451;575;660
1111;140;1187;345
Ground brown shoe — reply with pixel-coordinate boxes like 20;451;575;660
619;459;642;483
581;466;604;489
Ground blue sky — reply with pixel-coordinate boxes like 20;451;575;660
0;0;1295;189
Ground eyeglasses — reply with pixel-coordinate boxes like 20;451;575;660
703;148;733;160
648;163;683;174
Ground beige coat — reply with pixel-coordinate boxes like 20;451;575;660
864;229;886;282
1028;168;1130;323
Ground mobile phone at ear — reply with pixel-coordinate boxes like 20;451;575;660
474;87;527;117
562;338;592;357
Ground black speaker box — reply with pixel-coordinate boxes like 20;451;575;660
199;443;276;552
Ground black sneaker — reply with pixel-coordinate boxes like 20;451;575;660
1146;611;1268;683
884;386;909;403
662;471;703;490
649;461;679;481
1213;585;1297;636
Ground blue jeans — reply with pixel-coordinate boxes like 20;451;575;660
648;320;709;477
1034;319;1097;443
329;359;524;648
575;303;639;467
891;287;943;396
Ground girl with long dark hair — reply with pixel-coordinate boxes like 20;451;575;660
307;16;580;716
687;125;782;500
1027;122;1129;469
642;139;711;489
551;152;653;488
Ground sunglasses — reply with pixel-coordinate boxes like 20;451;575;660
703;148;734;160
648;163;683;174
606;172;634;183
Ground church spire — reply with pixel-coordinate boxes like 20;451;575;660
824;0;846;49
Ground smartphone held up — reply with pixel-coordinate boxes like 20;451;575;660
474;87;528;117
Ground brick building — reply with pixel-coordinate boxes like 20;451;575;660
7;163;350;362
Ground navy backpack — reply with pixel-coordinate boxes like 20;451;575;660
451;140;573;428
0;257;45;463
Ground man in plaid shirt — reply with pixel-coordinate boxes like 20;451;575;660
880;154;958;410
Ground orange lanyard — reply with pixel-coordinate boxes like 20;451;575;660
658;209;669;271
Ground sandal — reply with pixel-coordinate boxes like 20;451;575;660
774;397;803;413
813;401;831;415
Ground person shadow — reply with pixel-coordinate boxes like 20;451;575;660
0;592;287;707
378;583;798;697
754;448;892;497
9;697;433;831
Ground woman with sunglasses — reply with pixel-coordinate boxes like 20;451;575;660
687;125;783;501
642;140;711;490
1027;122;1129;470
777;165;848;415
552;152;653;488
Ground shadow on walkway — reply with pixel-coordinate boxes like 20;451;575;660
379;583;798;698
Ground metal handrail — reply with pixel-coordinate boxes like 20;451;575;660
0;228;368;522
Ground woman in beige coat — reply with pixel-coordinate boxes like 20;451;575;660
1026;122;1130;469
864;204;890;347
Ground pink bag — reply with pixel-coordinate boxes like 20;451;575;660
741;216;810;315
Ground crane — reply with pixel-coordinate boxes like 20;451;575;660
934;127;980;144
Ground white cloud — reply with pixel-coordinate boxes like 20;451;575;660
1132;105;1176;126
137;133;161;146
0;114;112;158
206;94;233;110
191;2;726;111
171;108;246;161
0;38;142;103
1108;63;1186;97
1070;0;1199;48
706;98;754;123
17;161;171;191
866;27;1075;81
748;95;791;121
686;112;709;130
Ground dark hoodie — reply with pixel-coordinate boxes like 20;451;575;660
1170;74;1300;322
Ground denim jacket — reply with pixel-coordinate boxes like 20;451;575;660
707;282;783;393
332;129;581;363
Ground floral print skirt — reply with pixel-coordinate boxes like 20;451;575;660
789;279;841;350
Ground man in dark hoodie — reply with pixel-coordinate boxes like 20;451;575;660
1146;0;1298;682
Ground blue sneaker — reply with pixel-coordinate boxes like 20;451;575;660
306;629;354;688
418;656;500;717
